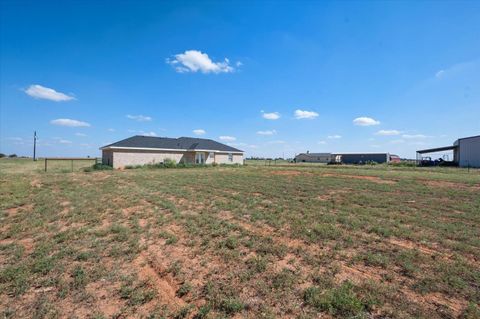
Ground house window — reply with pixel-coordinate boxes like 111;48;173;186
228;153;233;162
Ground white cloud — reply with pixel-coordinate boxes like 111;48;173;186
402;134;427;139
353;117;380;126
318;140;327;145
5;137;23;141
50;119;90;127
107;128;115;132
327;135;342;139
126;114;152;122
219;136;236;142
24;84;75;102
75;133;87;137
58;139;72;144
376;130;401;136
294;109;319;119
166;50;237;73
257;129;277;136
435;70;445;78
262;112;280;120
193;129;206;136
390;139;405;144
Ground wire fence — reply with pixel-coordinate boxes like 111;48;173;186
44;158;100;172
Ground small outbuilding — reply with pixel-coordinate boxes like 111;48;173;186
100;136;244;168
417;135;480;168
295;152;331;163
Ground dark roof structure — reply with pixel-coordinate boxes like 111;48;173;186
101;136;243;152
296;153;331;157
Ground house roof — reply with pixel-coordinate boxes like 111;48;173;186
100;136;243;153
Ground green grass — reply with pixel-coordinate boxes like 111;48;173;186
0;159;479;318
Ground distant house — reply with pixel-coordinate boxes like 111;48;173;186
100;136;244;168
295;152;331;163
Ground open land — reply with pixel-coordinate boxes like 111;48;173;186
1;159;479;318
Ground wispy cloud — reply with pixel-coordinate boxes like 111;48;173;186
228;142;258;149
261;111;280;120
327;135;342;139
126;114;152;122
353;117;380;126
166;50;238;73
267;140;286;144
24;84;75;102
435;70;445;79
294;109;318;119
219;135;236;142
376;130;401;136
193;129;206;136
50;119;90;127
318;140;327;145
107;128;115;132
58;139;72;144
75;133;87;137
257;129;277;136
402;134;428;139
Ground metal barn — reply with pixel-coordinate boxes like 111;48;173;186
417;135;480;168
333;153;390;164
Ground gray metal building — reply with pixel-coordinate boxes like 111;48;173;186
332;153;390;164
417;135;480;168
295;152;331;163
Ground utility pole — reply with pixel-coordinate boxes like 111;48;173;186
33;131;37;161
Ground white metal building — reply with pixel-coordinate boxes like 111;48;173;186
454;135;480;168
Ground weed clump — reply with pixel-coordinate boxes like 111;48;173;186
304;281;366;317
83;163;113;172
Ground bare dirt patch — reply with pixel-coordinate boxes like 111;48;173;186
5;203;33;216
422;179;480;190
323;173;397;184
133;252;185;308
270;170;312;176
388;237;439;256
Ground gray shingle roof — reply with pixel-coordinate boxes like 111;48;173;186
101;136;243;152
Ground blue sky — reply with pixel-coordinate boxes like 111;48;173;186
1;1;479;159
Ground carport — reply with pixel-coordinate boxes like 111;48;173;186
416;145;458;166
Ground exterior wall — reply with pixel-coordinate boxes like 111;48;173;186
206;152;215;164
295;154;331;163
111;149;187;168
458;136;480;168
214;152;244;164
335;153;389;164
105;149;244;168
102;150;114;166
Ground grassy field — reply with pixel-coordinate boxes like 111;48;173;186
1;159;479;318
